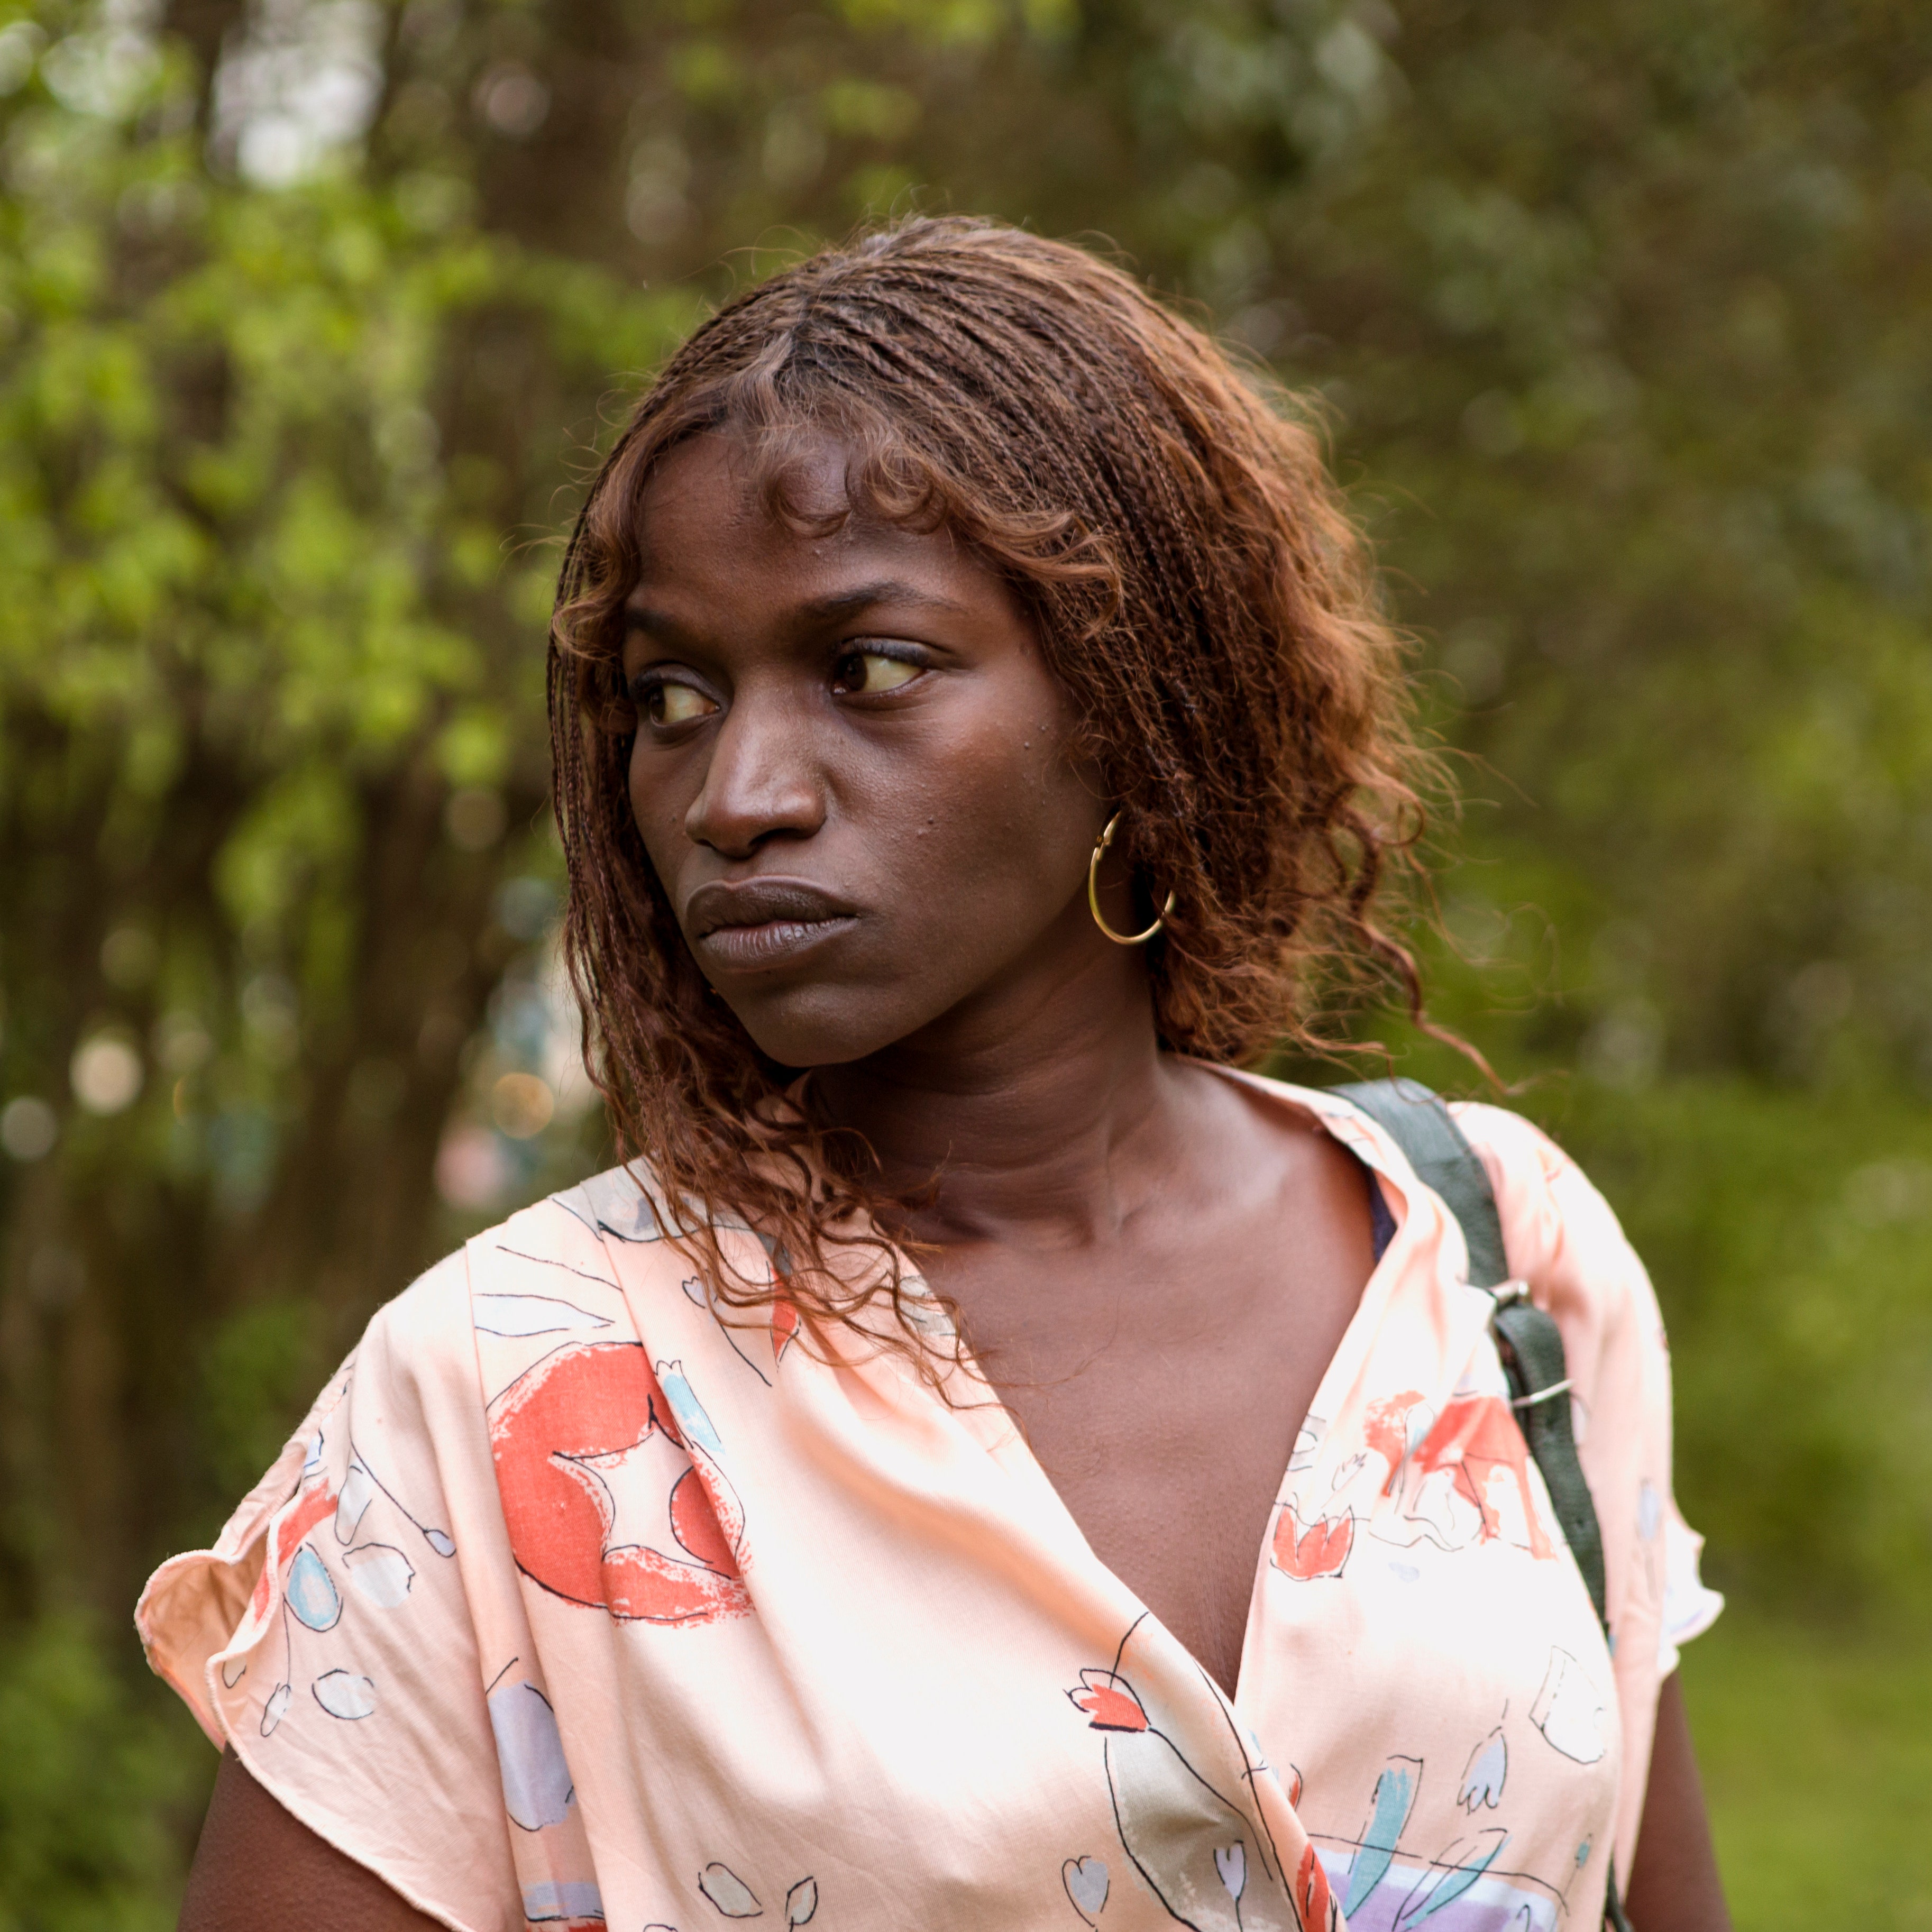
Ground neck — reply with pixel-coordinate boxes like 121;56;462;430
808;919;1190;1249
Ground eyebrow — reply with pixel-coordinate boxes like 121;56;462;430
623;578;975;636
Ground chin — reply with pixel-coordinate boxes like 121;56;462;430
722;985;923;1073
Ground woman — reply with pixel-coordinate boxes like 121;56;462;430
143;218;1729;1932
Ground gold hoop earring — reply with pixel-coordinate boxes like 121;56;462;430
1087;811;1175;946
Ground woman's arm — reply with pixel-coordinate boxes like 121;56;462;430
1621;1672;1732;1930
179;1750;445;1932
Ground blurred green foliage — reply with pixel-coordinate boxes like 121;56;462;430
0;0;1927;1922
0;1616;190;1932
1683;1611;1932;1927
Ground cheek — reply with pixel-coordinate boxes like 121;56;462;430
627;739;690;885
878;707;1095;909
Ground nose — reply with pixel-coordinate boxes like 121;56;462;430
682;682;826;862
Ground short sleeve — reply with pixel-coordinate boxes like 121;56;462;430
135;1253;524;1932
1659;1499;1724;1675
1450;1102;1723;1866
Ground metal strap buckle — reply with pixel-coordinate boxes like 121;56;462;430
1509;1377;1574;1411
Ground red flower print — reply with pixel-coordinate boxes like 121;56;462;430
772;1298;800;1360
1067;1669;1149;1733
1271;1503;1354;1581
1295;1841;1336;1931
1413;1395;1555;1558
488;1341;750;1625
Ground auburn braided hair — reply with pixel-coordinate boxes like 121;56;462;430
550;215;1436;1361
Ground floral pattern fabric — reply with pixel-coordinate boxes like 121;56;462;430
138;1078;1719;1932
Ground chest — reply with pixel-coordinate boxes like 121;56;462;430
932;1159;1376;1697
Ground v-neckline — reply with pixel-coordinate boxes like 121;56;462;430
939;1069;1426;1711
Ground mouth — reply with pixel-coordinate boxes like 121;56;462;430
685;878;859;974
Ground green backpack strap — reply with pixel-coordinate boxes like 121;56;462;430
1330;1077;1607;1616
1332;1077;1510;1288
1488;1288;1609;1626
1332;1078;1632;1932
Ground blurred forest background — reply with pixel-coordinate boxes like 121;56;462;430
2;0;1929;1923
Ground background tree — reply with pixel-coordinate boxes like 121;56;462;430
2;1;1927;1924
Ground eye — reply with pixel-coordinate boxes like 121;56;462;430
643;680;718;727
832;648;924;697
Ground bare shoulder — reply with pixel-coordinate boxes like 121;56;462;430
1165;1059;1377;1267
1172;1058;1354;1171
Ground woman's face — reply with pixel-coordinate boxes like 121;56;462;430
622;429;1118;1069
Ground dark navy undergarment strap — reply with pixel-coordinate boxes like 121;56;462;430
1363;1159;1397;1261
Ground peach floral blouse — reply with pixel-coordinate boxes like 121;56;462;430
139;1077;1720;1932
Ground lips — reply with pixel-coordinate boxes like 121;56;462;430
684;878;859;973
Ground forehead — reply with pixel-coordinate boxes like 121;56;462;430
633;430;837;572
626;429;1005;627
